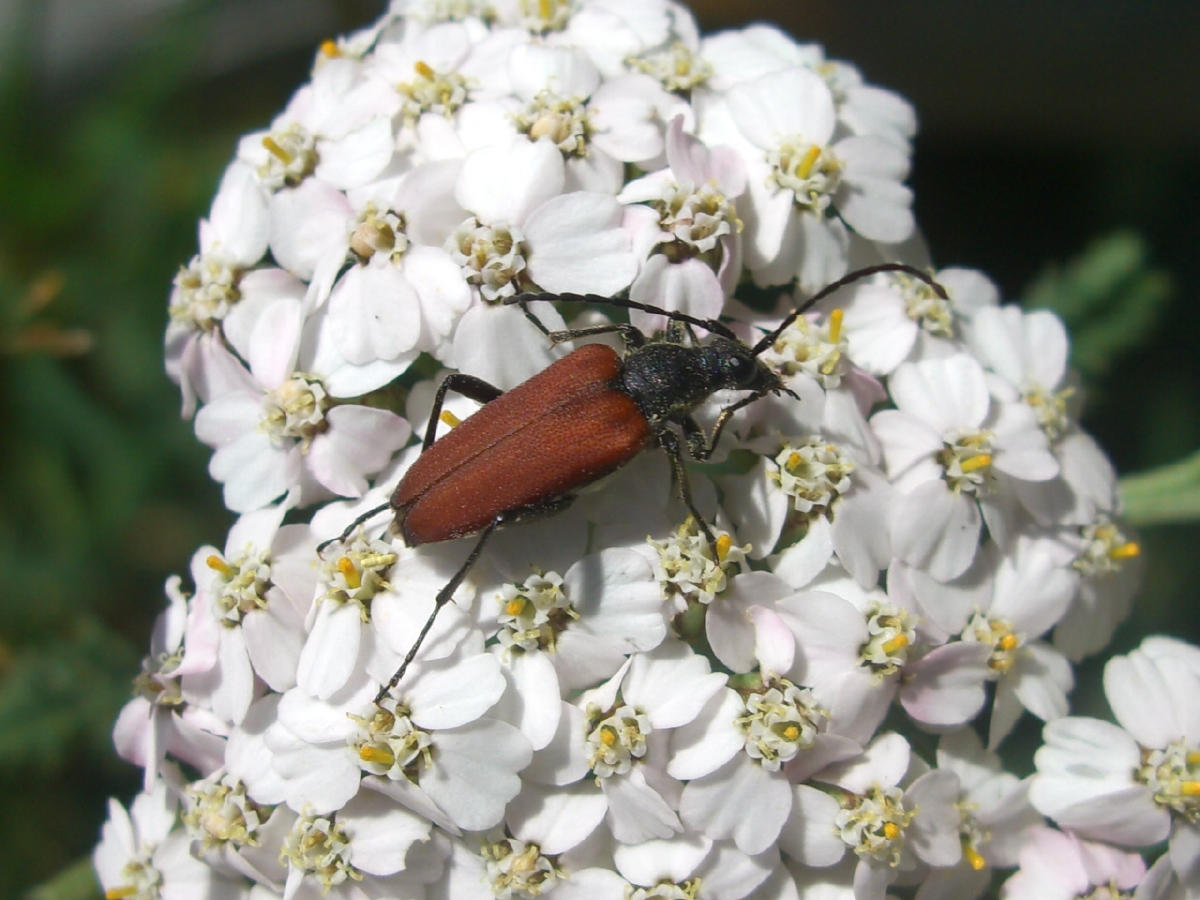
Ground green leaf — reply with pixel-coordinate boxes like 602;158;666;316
24;856;100;900
1022;230;1172;379
1119;449;1200;526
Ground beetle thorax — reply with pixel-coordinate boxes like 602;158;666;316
618;337;773;424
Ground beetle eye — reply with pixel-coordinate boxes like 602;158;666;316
729;354;756;383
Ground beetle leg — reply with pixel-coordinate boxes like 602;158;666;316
374;517;501;705
424;374;504;451
685;392;769;461
657;427;720;559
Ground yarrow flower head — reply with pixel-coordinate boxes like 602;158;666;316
97;3;1172;900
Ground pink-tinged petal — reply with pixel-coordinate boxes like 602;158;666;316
707;571;795;673
370;557;475;668
404;246;472;344
988;676;1026;749
242;602;302;693
589;75;670;163
991;401;1059;481
491;651;561;751
901;642;990;728
1156;654;1200;743
917;859;991;900
410;653;504;730
456;137;564;225
341;792;430;877
853;857;895;899
1031;719;1170;846
665;115;746;196
327;264;422;364
991;542;1076;638
830;472;893;588
891;479;981;582
1105;652;1189;749
841;285;918;374
206;161;269;264
565;547;665;649
870;409;943;478
835;135;911;181
364;773;459;837
740;165;794;274
247;298;303;388
722;459;792;562
548;869;628;900
694;841;776;900
895;552;994;639
1169;821;1200;889
821;731;911;794
1012;642;1073;723
194;391;262;447
395;159;466;246
629;256;725;334
843;84;917;141
890;354;989;431
603;768;682;843
315;116;394;189
780;783;844;866
778;590;865;685
524;702;590;787
783;732;862;784
506;782;607;855
509;43;600;100
276;685;366;745
187;627;254;725
701;24;818;91
1074;832;1147;889
623;643;726;730
308;405;410;498
793;213;850;294
112;698;154;770
907;770;963;867
552;629;630;693
226;697;289;804
273;739;360;815
296;602;362;699
524;192;636;295
837;175;915;243
451;302;564;390
669;689;745;780
612;833;712;887
728;67;836;147
749;605;795;674
268;179;351;281
681;755;789;855
422;718;530;830
210;434;295;513
822;667;894;745
564;149;625;194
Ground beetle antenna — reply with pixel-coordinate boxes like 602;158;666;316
750;263;948;357
508;291;740;341
316;501;391;554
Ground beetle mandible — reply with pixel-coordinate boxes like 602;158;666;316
321;262;947;704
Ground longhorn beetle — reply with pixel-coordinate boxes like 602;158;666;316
321;263;947;703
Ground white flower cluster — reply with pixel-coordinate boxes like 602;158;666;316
95;2;1196;899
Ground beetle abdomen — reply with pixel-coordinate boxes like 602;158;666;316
394;344;652;545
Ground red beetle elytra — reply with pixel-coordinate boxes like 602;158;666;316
323;263;947;702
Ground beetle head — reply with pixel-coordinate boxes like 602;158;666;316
701;336;790;397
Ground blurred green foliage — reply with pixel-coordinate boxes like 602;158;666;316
0;2;1195;898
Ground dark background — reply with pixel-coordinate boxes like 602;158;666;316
1;1;1196;896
